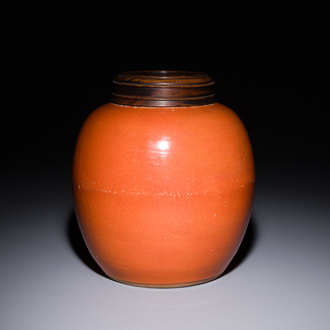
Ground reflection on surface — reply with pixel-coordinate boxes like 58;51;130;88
156;139;170;152
148;137;171;163
156;138;170;159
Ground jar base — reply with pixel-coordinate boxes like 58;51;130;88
109;274;220;288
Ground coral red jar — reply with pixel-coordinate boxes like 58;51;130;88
72;71;255;287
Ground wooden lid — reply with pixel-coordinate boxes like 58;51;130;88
111;71;216;107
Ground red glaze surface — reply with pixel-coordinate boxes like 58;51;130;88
73;102;255;287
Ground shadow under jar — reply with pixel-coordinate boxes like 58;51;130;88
72;71;255;288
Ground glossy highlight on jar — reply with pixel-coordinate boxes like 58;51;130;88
72;71;255;288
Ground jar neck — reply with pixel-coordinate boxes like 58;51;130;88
111;71;216;107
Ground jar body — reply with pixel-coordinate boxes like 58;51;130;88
72;102;255;287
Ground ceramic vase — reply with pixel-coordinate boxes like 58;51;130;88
72;71;255;287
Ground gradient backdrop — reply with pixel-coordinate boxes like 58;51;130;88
1;4;329;329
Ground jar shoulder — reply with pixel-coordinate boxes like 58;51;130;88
80;102;246;131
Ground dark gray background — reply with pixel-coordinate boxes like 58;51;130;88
1;3;329;329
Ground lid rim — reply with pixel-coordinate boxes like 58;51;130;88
112;93;216;101
112;81;215;88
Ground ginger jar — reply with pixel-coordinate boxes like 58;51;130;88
72;71;255;287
